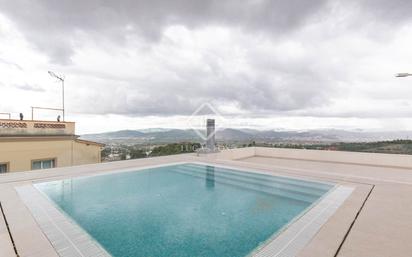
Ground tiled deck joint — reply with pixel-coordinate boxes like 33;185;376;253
0;201;18;257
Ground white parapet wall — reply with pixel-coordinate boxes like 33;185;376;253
0;119;75;136
202;147;256;160
207;147;412;169
254;147;412;169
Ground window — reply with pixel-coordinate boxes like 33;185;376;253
0;163;8;173
32;159;56;170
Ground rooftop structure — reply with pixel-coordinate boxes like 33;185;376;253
0;118;103;172
0;147;411;257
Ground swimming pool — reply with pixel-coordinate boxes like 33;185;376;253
34;163;334;257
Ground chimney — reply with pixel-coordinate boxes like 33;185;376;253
206;119;215;150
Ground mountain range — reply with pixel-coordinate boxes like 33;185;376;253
80;128;412;145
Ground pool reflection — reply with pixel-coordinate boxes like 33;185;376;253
205;166;215;189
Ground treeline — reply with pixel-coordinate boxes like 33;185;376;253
150;142;201;156
261;139;412;155
102;142;202;161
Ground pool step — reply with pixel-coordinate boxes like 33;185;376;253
185;164;332;192
177;165;330;197
171;167;325;203
173;168;317;203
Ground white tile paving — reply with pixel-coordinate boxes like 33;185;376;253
15;185;112;257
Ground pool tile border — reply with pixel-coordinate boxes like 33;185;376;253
252;185;353;257
15;185;112;257
15;167;353;257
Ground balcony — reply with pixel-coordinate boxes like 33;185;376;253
0;119;75;136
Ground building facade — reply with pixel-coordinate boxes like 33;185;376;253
0;119;103;173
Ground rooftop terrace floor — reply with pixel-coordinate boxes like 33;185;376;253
1;147;411;257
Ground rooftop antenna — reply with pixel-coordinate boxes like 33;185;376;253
48;71;65;121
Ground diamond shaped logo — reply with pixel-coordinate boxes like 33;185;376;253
186;102;227;141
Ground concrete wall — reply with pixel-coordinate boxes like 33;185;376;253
0;119;75;136
0;139;101;172
73;141;101;165
207;147;412;169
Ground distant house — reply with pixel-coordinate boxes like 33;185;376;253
0;119;104;173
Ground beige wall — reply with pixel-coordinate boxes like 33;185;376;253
73;141;101;165
0;139;101;172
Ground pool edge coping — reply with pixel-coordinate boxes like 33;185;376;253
15;163;354;257
252;185;353;257
15;185;112;257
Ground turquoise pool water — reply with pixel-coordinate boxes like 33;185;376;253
35;163;333;257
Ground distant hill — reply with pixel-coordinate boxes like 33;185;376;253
83;130;146;139
81;128;412;145
215;128;253;141
273;140;412;156
81;129;202;144
143;129;201;141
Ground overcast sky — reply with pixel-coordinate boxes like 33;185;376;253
1;0;412;134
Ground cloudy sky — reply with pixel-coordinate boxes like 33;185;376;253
1;0;412;134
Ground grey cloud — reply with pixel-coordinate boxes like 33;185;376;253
66;23;337;117
0;0;328;64
0;58;23;70
69;54;334;116
13;83;46;92
2;0;412;119
355;0;412;23
2;0;411;64
291;107;412;119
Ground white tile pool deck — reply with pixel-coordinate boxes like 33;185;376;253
1;147;412;257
